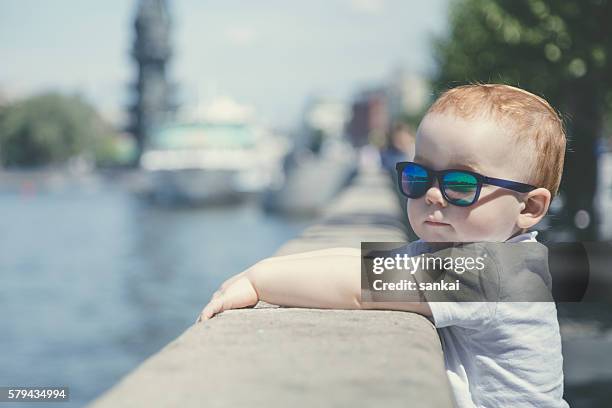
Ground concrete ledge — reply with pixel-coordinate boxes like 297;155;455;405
89;170;454;408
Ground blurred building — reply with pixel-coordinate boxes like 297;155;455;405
346;69;430;149
298;98;349;152
128;0;177;156
345;89;389;148
386;68;429;119
182;96;256;124
303;98;349;138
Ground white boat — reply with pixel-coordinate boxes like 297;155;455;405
140;121;288;204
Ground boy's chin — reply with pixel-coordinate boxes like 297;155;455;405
417;229;455;242
422;236;453;243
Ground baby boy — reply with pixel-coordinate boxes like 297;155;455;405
197;84;568;407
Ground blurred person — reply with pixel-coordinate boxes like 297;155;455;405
380;121;416;173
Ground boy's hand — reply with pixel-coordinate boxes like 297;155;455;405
195;270;259;323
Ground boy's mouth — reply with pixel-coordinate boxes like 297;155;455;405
424;220;450;227
424;215;450;227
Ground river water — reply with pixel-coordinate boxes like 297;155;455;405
0;172;310;407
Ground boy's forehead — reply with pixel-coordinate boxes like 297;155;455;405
415;112;527;176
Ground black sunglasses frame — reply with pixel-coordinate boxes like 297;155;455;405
395;161;537;207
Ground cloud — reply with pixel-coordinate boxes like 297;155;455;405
224;25;257;46
348;0;386;14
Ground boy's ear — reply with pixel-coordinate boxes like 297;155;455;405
516;188;551;229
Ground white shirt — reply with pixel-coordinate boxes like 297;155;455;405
426;232;569;407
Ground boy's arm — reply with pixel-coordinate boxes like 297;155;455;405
196;247;431;322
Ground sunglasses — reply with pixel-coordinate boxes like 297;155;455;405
395;161;537;207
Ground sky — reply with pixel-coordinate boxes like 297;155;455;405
0;0;449;130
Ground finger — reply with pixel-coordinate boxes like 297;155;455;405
196;307;209;323
196;304;213;323
199;306;213;322
201;297;224;321
196;288;230;323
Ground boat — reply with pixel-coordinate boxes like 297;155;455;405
139;120;288;205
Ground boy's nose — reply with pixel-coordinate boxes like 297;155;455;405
425;180;448;207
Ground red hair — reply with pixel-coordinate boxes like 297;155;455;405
427;84;566;195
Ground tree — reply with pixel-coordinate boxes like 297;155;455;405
432;0;612;240
0;93;113;167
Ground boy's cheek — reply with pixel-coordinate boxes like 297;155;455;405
406;199;420;225
407;200;439;240
461;208;516;241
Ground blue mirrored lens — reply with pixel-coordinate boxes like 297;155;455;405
442;171;478;205
401;164;430;198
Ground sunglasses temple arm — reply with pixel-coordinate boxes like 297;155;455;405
483;176;536;193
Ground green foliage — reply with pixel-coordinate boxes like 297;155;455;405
93;133;138;167
433;0;612;114
0;93;118;167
